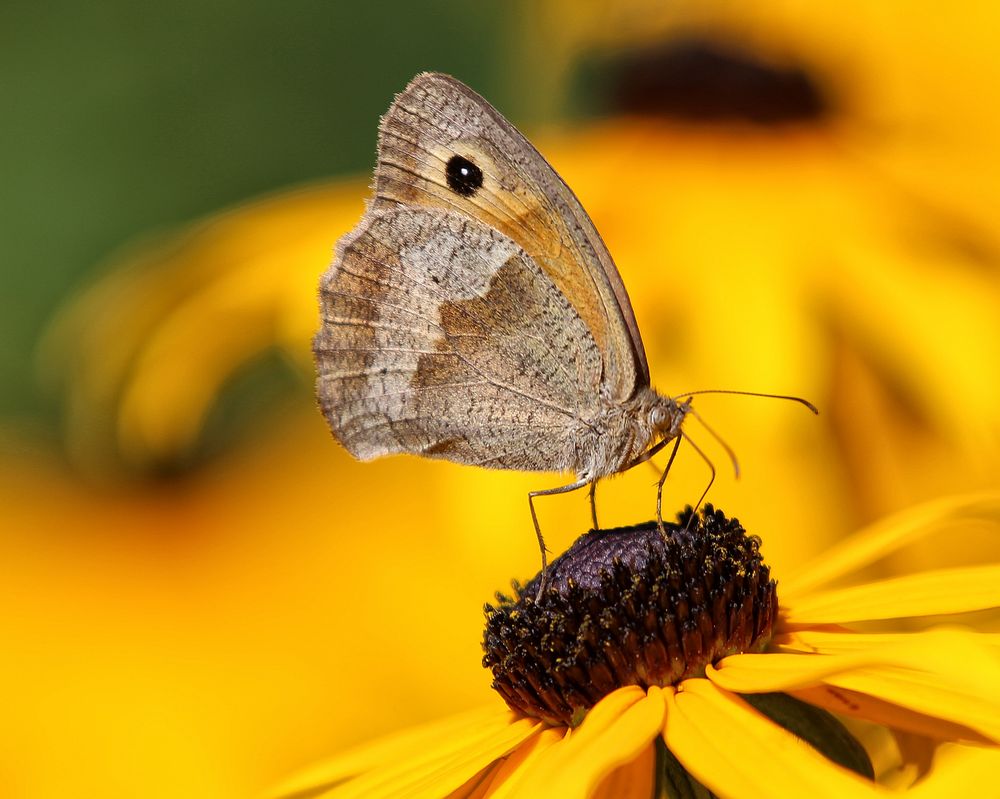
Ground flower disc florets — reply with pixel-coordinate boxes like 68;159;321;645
482;505;777;726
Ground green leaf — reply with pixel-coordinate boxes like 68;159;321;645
654;692;873;797
655;737;718;799
741;692;874;780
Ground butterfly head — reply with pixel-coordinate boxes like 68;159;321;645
649;394;691;443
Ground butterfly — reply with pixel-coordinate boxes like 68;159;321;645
313;72;812;584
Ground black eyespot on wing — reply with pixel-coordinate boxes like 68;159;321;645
445;155;483;196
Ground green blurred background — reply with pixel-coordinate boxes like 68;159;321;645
1;1;543;434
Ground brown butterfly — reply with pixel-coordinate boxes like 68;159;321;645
313;73;812;584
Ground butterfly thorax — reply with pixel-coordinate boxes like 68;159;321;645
569;387;688;481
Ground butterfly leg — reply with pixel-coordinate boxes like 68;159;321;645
676;432;717;531
588;480;599;530
655;435;685;534
612;436;674;532
528;477;591;602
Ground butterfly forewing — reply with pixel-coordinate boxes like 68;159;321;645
373;72;649;401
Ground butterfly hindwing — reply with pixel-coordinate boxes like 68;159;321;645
315;205;603;470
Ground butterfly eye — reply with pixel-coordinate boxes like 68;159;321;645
650;407;668;427
445;155;484;197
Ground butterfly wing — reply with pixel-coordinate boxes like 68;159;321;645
372;72;649;400
315;205;604;471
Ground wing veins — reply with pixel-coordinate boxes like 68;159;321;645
322;280;581;422
382;115;539;231
391;89;637;396
380;151;533;240
335;380;490;401
390;102;545;207
334;250;582;402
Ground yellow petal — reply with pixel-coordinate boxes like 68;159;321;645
782;564;1000;624
267;704;539;799
498;686;662;798
710;629;1000;743
663;679;883;799
473;728;566;797
709;637;939;693
829;668;1000;744
792;684;991;745
591;740;654;799
39;180;362;470
777;628;998;657
908;744;1000;799
711;629;997;691
444;761;503;799
783;493;1000;600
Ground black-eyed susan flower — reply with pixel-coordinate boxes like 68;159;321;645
269;495;1000;798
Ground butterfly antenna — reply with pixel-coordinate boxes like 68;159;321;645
679;431;717;531
685;404;740;479
670;389;819;415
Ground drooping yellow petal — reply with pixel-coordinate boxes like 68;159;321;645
782;493;1000;600
319;717;544;799
828;668;1000;745
444;761;504;799
713;631;943;692
711;628;998;690
710;629;1000;743
267;704;538;799
782;563;1000;624
777;628;998;657
663;679;883;799
792;684;991;745
472;728;566;797
590;740;655;799
497;686;663;798
908;744;1000;799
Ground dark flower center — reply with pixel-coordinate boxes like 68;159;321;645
482;505;777;726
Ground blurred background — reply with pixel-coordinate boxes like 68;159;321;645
2;1;999;797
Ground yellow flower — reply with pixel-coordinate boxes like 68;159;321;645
268;494;1000;798
37;180;357;473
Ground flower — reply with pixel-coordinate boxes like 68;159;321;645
269;494;1000;798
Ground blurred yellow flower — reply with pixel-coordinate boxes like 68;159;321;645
39;180;358;473
269;495;1000;798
